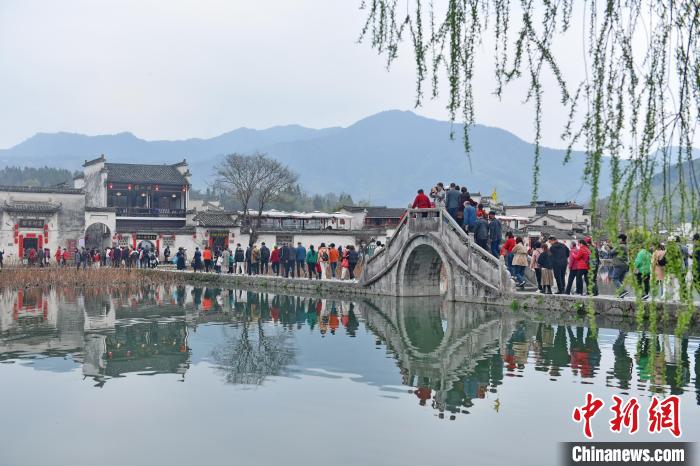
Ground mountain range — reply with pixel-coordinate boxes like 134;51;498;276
1;110;697;206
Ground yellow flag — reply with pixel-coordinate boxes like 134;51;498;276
491;188;498;202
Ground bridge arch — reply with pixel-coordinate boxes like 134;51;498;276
396;236;455;301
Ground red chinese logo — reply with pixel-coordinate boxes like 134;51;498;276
648;395;681;438
573;394;682;439
572;392;604;439
609;395;640;434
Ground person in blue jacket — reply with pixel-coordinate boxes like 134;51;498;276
295;242;307;278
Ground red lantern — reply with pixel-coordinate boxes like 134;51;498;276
127;184;132;190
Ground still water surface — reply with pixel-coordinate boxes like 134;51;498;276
0;285;698;466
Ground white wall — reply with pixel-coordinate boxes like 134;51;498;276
506;206;536;218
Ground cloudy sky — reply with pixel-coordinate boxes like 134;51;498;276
1;0;585;149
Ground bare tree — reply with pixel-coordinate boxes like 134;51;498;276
215;152;298;244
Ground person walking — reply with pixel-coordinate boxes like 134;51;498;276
487;211;501;257
473;213;489;250
214;254;223;274
651;243;666;299
222;248;230;273
54;248;62;267
176;248;186;270
445;184;461;222
295;242;306;278
271;245;281;276
306;245;319;279
62;248;70;267
464;201;477;233
260;242;270;275
548;236;570;294
530;241;543;292
201;246;212;272
537;243;554;294
347;245;359;280
430;182;446;208
571;239;591;295
328;243;339;279
610;233;630;298
193;247;202;272
511;237;529;288
565;241;579;295
340;249;350;280
501;232;516;275
411;189;432;210
163;246;171;265
245;244;253;275
251;244;260;275
634;245;652;299
458;187;470;227
234;244;245;274
317;243;329;279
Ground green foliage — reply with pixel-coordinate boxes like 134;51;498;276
0;166;77;187
360;0;699;317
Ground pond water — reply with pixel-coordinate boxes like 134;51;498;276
0;285;698;466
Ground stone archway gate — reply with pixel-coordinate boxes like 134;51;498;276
360;208;514;301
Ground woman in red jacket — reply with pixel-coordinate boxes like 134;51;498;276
569;239;591;295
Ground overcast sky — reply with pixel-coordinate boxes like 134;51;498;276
1;0;588;149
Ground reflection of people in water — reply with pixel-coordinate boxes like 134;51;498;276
329;301;339;335
503;322;528;371
611;331;633;390
342;303;359;337
305;299;318;330
414;386;432;406
567;326;601;378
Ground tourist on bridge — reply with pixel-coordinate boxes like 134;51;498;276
473;213;489;251
487;211;502;258
511;237;529;288
634;245;652;299
445;183;461;223
306;245;319;279
295;242;306;277
270;245;281;275
260;242;270;275
548;236;570;294
609;233;630;298
458;187;470;226
411;188;432;210
193;247;202;272
463;201;477;233
430;182;446;208
501;232;516;275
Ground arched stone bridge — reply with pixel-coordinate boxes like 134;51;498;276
361;208;514;301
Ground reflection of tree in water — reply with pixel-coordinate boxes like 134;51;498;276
211;318;296;386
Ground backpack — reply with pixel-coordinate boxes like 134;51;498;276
321;251;329;261
658;255;667;267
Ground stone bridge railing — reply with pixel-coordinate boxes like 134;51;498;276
360;208;513;299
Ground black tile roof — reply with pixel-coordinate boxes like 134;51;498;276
365;207;406;218
0;185;83;194
105;163;188;185
194;211;237;227
3;200;61;213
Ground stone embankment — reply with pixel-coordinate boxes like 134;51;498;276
151;269;695;320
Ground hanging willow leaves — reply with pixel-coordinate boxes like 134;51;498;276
359;0;699;327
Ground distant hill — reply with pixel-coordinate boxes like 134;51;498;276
2;110;696;206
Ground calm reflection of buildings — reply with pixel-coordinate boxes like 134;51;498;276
0;286;698;413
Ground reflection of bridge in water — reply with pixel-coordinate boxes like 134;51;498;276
356;297;518;416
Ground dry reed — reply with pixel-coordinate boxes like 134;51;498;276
0;266;180;291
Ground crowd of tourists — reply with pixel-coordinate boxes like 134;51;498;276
9;245;160;269
174;242;363;280
412;181;700;299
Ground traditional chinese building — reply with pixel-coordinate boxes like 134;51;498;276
0;185;86;261
76;155;193;253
